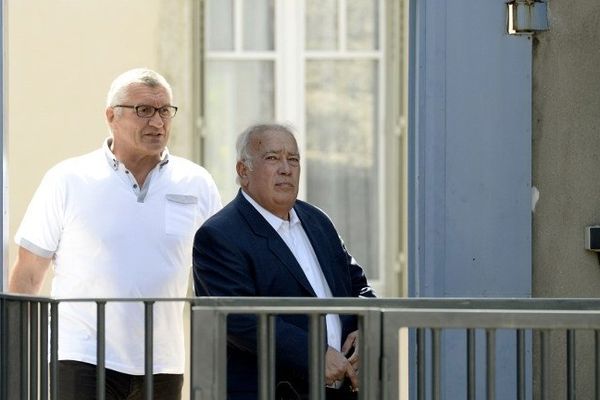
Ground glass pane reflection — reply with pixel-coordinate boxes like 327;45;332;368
243;0;274;51
305;0;338;50
305;60;379;278
347;0;379;50
205;61;275;203
206;0;234;51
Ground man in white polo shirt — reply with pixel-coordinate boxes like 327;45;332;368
8;68;221;400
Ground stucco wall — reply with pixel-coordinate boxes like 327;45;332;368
532;0;600;397
533;0;600;297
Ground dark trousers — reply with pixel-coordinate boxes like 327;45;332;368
57;360;183;400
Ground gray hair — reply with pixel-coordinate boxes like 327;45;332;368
235;123;297;184
106;68;173;107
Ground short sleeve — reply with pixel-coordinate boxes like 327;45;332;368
15;167;66;258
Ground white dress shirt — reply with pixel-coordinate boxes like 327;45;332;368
242;191;343;350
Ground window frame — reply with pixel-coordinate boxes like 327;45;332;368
199;0;406;296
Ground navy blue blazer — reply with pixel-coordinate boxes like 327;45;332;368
193;190;375;398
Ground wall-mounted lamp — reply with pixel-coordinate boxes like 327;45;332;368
507;0;550;35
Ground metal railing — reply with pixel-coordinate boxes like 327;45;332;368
3;294;600;399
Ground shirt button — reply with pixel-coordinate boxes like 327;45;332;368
133;184;138;188
125;171;129;174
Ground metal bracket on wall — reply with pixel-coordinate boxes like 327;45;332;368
507;0;550;35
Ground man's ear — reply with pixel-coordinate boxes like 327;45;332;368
105;107;115;124
236;161;248;184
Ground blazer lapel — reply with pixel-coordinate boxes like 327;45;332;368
234;191;316;296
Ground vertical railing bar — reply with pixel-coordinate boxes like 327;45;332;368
486;329;496;400
417;328;425;400
96;301;106;400
40;302;49;400
309;313;326;400
258;313;275;400
594;329;600;400
358;313;365;400
567;329;576;400
467;328;476;400
145;301;154;400
50;302;59;400
0;298;6;400
268;315;276;400
516;329;525;400
540;330;549;400
431;328;441;400
20;301;29;400
30;302;39;400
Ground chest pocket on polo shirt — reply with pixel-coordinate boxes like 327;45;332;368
165;194;198;236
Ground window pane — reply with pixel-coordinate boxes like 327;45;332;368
347;0;379;50
205;61;275;202
305;0;338;50
206;0;234;51
305;60;379;278
242;0;274;51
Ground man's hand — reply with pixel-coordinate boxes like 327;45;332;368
325;346;359;391
342;330;359;368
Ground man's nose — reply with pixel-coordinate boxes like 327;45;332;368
278;159;291;174
148;111;165;127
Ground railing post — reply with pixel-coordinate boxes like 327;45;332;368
516;329;526;400
467;329;476;400
431;328;441;400
190;306;227;400
20;301;28;399
380;310;402;400
540;329;549;400
359;308;382;400
0;297;6;400
50;301;59;400
96;301;106;400
30;301;39;400
257;314;276;400
309;314;326;400
485;329;495;400
416;328;425;400
567;329;576;400
40;301;49;400
145;301;154;400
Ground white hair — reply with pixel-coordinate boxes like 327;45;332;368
106;68;173;107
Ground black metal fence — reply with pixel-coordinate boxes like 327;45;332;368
3;294;600;399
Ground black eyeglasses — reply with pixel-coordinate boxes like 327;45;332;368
113;104;178;119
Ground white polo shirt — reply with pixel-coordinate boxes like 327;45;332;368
15;139;221;374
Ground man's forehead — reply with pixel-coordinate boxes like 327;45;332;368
252;130;298;151
126;83;170;100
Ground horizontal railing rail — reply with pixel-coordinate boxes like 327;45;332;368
3;294;600;399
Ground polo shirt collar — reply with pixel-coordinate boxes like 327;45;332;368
102;137;170;171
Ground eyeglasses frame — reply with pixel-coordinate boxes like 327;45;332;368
112;104;178;119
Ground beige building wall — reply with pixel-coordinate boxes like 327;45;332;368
532;1;600;398
7;1;196;397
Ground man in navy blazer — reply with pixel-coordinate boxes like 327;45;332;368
193;123;375;400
